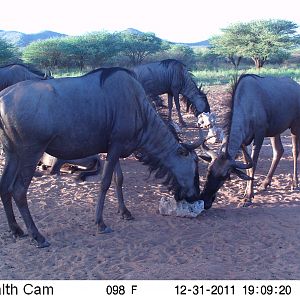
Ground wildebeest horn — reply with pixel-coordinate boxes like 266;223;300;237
219;136;228;154
182;129;205;150
231;145;253;169
200;136;217;160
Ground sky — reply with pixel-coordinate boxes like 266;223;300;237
0;0;300;43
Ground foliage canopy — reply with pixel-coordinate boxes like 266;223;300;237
210;19;300;68
0;37;19;64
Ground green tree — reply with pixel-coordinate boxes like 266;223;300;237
164;44;195;66
210;23;246;68
194;47;222;69
82;32;122;68
0;37;18;64
210;19;300;69
22;32;123;70
120;32;165;65
22;38;66;69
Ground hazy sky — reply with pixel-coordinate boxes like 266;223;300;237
1;0;300;42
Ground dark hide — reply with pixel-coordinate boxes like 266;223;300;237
0;67;201;247
0;63;52;91
200;74;300;209
133;59;210;125
0;63;100;178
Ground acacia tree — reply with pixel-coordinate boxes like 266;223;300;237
120;32;166;65
210;23;246;68
61;32;121;70
82;32;122;68
210;19;300;69
0;37;19;64
22;38;66;69
22;32;122;70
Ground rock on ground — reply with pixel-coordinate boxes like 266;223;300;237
159;196;204;218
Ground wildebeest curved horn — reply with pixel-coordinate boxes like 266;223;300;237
182;129;204;150
231;145;253;169
219;136;228;154
200;137;217;160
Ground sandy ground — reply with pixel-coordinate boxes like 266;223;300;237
0;85;300;280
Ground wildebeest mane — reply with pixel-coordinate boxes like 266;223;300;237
0;63;46;77
158;110;181;142
135;103;186;195
223;74;263;137
159;58;185;68
181;84;208;114
83;67;136;86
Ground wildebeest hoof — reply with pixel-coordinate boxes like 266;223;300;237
242;201;253;207
260;181;270;190
11;227;27;239
13;232;29;239
98;227;113;234
121;211;134;220
35;239;51;248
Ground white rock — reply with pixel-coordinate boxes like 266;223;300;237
197;112;216;128
206;126;224;144
159;196;204;218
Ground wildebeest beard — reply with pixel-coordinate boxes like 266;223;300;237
135;151;182;199
135;149;200;202
134;110;186;200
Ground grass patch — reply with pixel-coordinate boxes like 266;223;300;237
53;66;300;86
192;67;300;86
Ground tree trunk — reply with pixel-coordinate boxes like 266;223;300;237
229;55;242;69
252;57;266;69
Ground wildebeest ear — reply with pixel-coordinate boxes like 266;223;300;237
232;168;253;180
199;155;212;163
177;146;189;156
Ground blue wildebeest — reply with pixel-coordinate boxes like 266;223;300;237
0;63;100;179
199;74;300;209
133;59;210;125
0;63;52;90
0;67;202;248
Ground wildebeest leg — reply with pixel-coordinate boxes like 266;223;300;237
95;146;122;234
260;135;284;190
291;133;300;190
0;153;26;238
174;93;186;126
243;138;263;206
12;153;50;248
167;93;173;121
114;161;133;220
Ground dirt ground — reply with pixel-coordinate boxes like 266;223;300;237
0;85;300;280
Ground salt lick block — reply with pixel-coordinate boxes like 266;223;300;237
159;196;204;218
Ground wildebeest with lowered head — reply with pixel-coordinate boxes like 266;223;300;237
0;63;52;91
133;59;210;125
200;74;300;209
0;67;202;248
